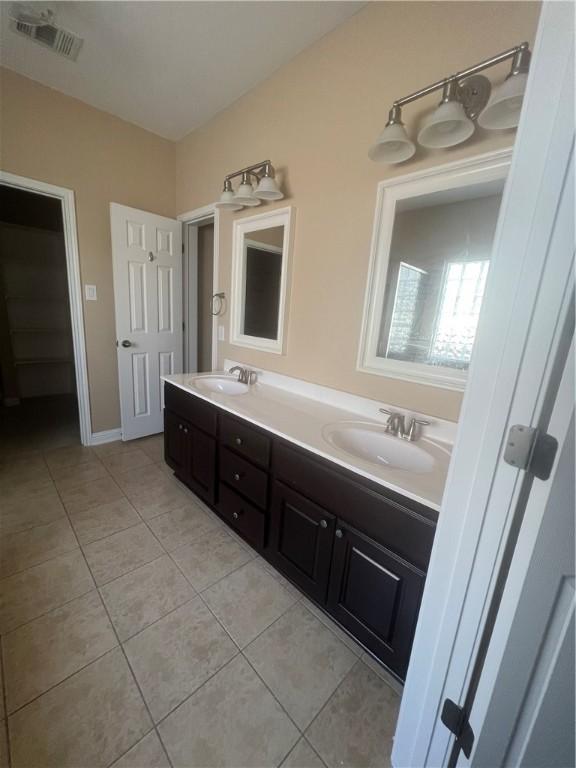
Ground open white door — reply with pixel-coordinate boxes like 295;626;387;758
468;339;574;767
392;3;574;766
110;203;182;440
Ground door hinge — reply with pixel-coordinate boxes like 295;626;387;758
182;242;185;255
441;699;474;759
503;425;558;480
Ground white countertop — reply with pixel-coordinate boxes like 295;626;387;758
162;372;451;513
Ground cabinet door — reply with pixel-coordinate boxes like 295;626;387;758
164;410;189;478
269;482;335;604
327;521;425;679
186;426;216;505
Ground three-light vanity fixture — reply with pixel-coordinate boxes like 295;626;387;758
215;160;284;210
369;42;531;164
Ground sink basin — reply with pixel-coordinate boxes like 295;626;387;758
192;376;249;395
323;421;435;474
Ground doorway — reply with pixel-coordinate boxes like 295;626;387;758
0;186;79;452
196;221;214;373
0;173;91;449
182;206;220;374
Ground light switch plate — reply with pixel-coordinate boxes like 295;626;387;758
85;285;97;301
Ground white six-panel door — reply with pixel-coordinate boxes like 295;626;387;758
110;203;182;440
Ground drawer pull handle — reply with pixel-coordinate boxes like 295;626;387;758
320;519;328;529
232;511;239;520
335;528;343;539
233;472;242;482
235;437;243;446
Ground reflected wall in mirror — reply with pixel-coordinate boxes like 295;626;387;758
359;150;511;389
230;207;294;354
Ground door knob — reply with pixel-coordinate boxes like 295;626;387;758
232;511;239;520
335;529;343;538
233;473;241;482
235;437;243;446
121;340;132;348
320;519;328;529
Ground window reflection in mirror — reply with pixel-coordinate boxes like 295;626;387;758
378;188;502;371
242;226;284;340
359;154;511;388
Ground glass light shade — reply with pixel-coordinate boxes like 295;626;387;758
234;181;261;207
254;176;284;200
418;101;475;149
478;73;527;130
368;123;416;164
214;189;243;211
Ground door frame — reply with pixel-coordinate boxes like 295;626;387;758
178;204;221;373
0;170;92;446
392;3;574;765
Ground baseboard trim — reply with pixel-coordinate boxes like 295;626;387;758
90;428;122;446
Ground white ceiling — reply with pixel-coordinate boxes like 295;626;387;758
1;1;364;140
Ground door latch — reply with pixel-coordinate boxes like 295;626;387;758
441;699;474;759
503;425;558;480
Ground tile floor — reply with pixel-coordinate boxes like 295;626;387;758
0;434;402;767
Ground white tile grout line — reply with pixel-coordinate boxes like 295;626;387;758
1;446;399;768
55;481;176;768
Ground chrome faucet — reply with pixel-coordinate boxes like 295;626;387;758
379;408;430;442
229;366;257;385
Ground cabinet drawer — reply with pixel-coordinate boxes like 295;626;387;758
220;447;268;509
164;383;217;436
274;442;435;571
220;414;271;468
218;484;265;549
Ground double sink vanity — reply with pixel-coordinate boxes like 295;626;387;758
163;367;452;681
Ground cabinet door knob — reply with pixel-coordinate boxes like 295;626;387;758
178;424;183;430
232;511;239;520
183;427;188;434
233;473;241;482
335;528;343;538
235;437;243;446
320;519;328;529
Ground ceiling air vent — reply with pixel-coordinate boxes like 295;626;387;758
9;6;83;61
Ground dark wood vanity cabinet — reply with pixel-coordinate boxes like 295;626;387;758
269;482;336;604
163;382;436;681
164;386;217;505
327;521;425;679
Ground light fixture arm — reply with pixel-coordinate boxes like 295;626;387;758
225;160;273;183
393;42;530;108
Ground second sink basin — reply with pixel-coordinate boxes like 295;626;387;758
323;421;435;474
192;375;249;395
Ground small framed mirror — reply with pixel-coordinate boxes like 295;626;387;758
230;206;294;354
358;151;511;389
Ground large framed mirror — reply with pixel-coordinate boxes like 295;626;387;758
230;206;294;354
358;150;511;389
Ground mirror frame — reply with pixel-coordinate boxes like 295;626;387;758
357;149;512;390
230;206;294;355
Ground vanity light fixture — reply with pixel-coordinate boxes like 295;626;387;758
214;160;284;210
369;42;531;164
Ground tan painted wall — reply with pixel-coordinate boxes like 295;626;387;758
176;1;540;422
0;68;175;432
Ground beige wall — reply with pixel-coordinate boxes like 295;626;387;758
0;68;175;432
176;1;540;422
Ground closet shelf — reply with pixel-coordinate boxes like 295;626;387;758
14;358;73;366
10;328;69;334
4;295;68;302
